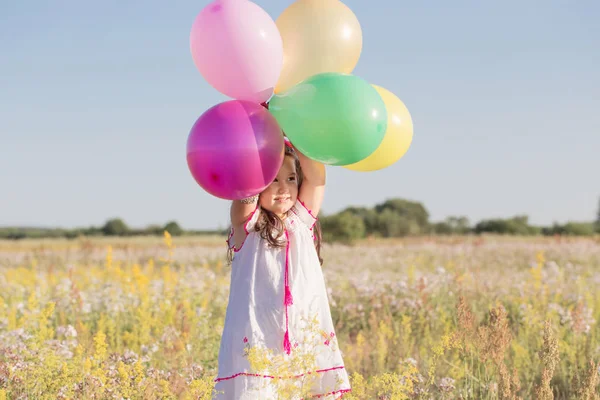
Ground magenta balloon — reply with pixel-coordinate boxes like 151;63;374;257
187;101;285;200
190;0;283;103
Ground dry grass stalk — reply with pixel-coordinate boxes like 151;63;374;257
476;305;512;366
498;363;523;400
456;298;522;399
534;321;560;400
456;295;476;346
571;360;599;400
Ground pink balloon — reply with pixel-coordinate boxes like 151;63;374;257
187;100;285;200
190;0;283;103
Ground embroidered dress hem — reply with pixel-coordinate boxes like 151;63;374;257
213;364;350;399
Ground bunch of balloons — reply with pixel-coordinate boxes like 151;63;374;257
186;0;414;200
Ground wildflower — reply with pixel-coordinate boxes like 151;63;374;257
571;301;596;335
0;364;9;388
122;349;139;364
438;377;455;393
403;358;417;367
81;302;92;314
56;325;78;338
93;330;108;362
188;363;204;380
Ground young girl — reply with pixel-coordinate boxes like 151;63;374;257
214;142;351;399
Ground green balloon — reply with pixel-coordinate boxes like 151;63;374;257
269;72;387;166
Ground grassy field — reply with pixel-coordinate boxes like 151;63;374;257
0;234;599;399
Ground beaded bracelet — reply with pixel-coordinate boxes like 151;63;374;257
240;195;259;204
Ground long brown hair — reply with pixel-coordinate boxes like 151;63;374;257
228;146;323;265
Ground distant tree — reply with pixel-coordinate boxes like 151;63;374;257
596;196;600;233
340;206;379;236
446;216;471;234
374;199;430;229
101;218;129;236
81;226;103;236
64;229;81;239
544;222;595;236
163;221;184;236
431;216;471;235
0;229;26;240
431;221;453;235
474;215;534;235
376;208;421;237
145;224;164;236
320;211;366;243
527;225;542;235
562;222;596;236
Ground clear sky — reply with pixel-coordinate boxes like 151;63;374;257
1;0;599;230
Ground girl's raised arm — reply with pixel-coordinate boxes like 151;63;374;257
230;197;258;227
296;149;326;217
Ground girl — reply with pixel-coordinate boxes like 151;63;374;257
214;141;351;399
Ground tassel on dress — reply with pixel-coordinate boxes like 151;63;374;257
285;285;294;306
283;330;292;354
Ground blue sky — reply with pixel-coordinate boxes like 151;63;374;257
1;0;599;230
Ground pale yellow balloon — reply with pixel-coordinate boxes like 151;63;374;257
275;0;362;94
344;85;414;172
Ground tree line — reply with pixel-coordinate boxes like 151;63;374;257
0;219;223;240
2;197;599;241
319;197;600;243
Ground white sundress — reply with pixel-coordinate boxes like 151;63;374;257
214;199;351;400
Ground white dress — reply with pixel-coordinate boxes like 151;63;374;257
214;199;351;399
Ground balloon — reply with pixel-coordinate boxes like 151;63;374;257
187;100;285;200
190;0;283;103
344;85;414;171
275;0;362;94
269;73;387;166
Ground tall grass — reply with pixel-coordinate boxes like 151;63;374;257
0;234;598;399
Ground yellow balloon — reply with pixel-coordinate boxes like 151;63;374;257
275;0;362;94
344;85;414;172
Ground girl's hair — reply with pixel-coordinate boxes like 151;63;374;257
227;145;323;265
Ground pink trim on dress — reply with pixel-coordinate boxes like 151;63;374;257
306;388;352;399
243;206;259;235
283;229;293;354
225;227;234;249
297;198;318;221
230;206;260;253
297;197;318;232
215;365;346;382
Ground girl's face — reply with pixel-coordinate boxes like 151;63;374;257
259;156;299;218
